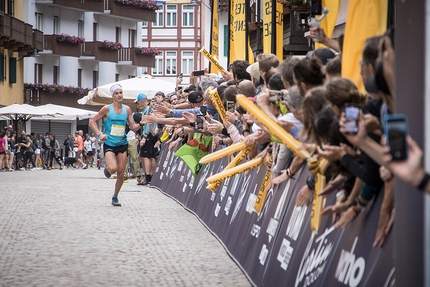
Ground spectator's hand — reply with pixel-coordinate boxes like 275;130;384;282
173;117;191;126
207;120;224;135
225;111;238;123
321;192;347;224
381;36;395;96
318;173;346;196
278;120;294;133
221;70;234;81
339;111;368;147
182;111;197;123
308;25;327;43
374;204;395;248
271;169;290;185
295;184;314;206
317;144;347;162
334;207;357;229
154;103;170;115
256;89;270;107
244;130;263;146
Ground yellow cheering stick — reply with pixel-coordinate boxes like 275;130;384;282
236;94;311;159
207;145;253;191
254;155;272;214
206;87;226;122
199;141;247;164
199;47;227;74
310;158;330;232
206;156;264;188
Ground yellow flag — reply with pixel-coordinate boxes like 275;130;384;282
210;0;220;74
275;0;283;59
231;0;247;60
262;0;272;53
341;0;388;91
229;0;236;61
315;0;340;49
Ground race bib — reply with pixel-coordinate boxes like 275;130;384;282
110;124;125;137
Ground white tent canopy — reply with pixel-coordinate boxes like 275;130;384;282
0;103;58;121
36;104;97;120
78;74;176;106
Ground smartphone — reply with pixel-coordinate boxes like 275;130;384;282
200;106;207;115
178;73;183;77
226;101;235;112
269;90;283;102
193;70;205;76
344;103;360;134
383;114;408;161
196;114;204;130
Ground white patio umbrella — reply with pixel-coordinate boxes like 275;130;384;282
36;104;97;120
0;104;59;121
77;74;176;106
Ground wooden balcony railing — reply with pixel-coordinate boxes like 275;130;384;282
0;11;35;52
44;35;82;57
81;41;119;63
52;0;104;12
0;12;11;38
33;29;44;52
119;47;156;67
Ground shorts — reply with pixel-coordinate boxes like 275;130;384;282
0;151;5;155
87;151;94;156
35;148;41;155
75;150;83;159
139;134;159;159
104;143;128;156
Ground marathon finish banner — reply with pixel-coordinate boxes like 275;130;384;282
152;148;394;287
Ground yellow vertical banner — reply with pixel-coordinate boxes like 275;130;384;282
229;0;236;62
315;0;340;49
275;0;283;59
341;0;388;91
262;0;272;53
210;0;220;74
232;0;247;60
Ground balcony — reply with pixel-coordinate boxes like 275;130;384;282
81;41;119;63
36;0;156;22
43;35;82;57
0;12;34;52
33;30;44;52
118;48;155;67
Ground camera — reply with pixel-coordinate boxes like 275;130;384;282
226;101;235;112
193;70;205;77
383;114;408;161
200;106;207;115
344;103;360;134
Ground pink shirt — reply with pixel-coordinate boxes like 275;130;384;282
0;137;5;153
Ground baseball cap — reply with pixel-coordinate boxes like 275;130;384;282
306;48;336;65
188;91;204;103
246;62;260;80
184;84;196;92
134;93;147;103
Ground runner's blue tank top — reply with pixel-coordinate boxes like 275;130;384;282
103;104;128;146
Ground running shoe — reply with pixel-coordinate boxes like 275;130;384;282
111;197;121;207
104;168;111;178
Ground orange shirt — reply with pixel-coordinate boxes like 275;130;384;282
75;135;84;151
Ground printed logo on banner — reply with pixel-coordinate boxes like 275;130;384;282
215;203;221;217
251;224;261;238
180;175;184;183
169;158;179;179
225;196;233;215
178;160;183;171
295;226;335;287
246;183;260;214
259;244;269;265
220;178;230;200
211;192;216;201
230;174;241;196
196;164;212;194
266;217;278;243
273;179;291;220
230;175;252;223
277;238;294;270
286;206;307;241
188;169;193;187
335;237;366;287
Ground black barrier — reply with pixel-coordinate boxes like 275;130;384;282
152;148;394;287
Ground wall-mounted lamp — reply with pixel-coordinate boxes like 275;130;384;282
17;49;40;62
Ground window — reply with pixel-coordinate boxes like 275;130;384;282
152;53;163;75
142;21;148;27
9;57;16;84
115;27;121;43
153;6;164;26
166;5;177;27
34;64;42;83
181;51;194;75
93;71;98;88
0;53;4;82
78;20;84;38
182;5;194;27
53;16;59;35
115;73;120;82
35;13;43;31
93;22;98;41
165;51;177;75
78;69;82;87
53;66;59;83
128;29;136;47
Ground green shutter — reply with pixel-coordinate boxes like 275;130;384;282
9;56;16;84
224;25;228;57
0;53;4;82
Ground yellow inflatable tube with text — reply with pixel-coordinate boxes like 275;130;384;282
199;141;247;164
206;156;264;185
206;87;226;122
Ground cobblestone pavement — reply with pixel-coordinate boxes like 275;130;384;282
0;168;252;287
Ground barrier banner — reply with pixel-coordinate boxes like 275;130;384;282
152;145;394;287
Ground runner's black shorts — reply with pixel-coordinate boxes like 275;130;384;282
104;143;128;156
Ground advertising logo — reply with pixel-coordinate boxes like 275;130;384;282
335;237;366;287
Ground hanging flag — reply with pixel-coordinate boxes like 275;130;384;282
229;0;236;63
230;0;248;61
175;133;213;177
275;0;283;59
210;0;220;74
262;0;272;53
341;0;388;91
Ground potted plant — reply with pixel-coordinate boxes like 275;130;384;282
56;33;85;44
136;47;162;56
114;0;161;11
100;40;124;50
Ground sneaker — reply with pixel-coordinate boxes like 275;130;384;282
83;164;88;169
111;197;121;207
104;168;111;178
123;178;129;183
142;181;151;186
137;178;147;186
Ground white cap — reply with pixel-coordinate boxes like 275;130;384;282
246;62;260;80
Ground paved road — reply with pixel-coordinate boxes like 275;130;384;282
0;168;252;287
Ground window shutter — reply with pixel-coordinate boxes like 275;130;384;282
9;56;16;84
224;25;228;57
0;53;4;82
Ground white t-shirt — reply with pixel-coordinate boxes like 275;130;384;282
84;140;93;152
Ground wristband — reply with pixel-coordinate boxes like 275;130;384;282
336;189;346;199
97;133;102;139
242;129;250;135
306;175;315;191
219;139;224;145
417;173;430;191
350;205;361;216
139;122;144;127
